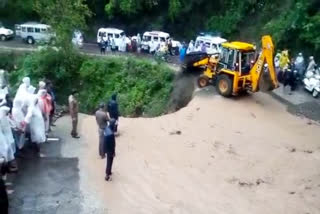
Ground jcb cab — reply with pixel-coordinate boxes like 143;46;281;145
197;35;279;97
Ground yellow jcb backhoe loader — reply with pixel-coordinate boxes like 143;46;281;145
196;35;279;97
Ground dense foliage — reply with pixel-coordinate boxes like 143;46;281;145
34;0;92;49
78;56;174;116
5;50;174;117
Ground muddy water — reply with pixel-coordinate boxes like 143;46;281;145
57;90;320;214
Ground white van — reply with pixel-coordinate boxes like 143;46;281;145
97;28;125;49
0;24;14;41
18;22;55;44
195;35;227;54
141;31;170;53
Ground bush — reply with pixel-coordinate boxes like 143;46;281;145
78;56;174;117
8;48;85;103
0;51;25;72
7;50;174;117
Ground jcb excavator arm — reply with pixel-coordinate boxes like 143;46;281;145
250;35;279;92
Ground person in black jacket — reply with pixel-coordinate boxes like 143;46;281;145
104;119;117;181
0;160;9;214
107;94;119;132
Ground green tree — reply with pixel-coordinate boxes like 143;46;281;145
34;0;92;51
301;12;320;50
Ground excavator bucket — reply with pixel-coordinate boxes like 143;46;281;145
259;66;276;92
258;35;279;92
184;52;208;70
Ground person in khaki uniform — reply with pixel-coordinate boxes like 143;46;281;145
68;90;80;138
95;103;109;158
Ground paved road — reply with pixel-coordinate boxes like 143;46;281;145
271;85;320;122
0;38;181;65
7;133;82;214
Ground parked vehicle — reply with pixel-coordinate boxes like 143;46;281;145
0;22;14;41
97;28;125;50
72;30;84;48
17;22;55;44
141;31;170;53
195;36;279;97
303;68;320;98
194;35;227;55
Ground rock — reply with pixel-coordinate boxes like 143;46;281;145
304;150;313;154
256;179;265;185
289;191;295;195
238;181;254;187
170;130;182;135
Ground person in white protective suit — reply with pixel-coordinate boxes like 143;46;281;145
120;35;126;52
0;106;17;172
0;124;11;165
137;33;141;46
306;56;316;73
149;40;157;54
294;53;305;78
28;85;36;94
11;99;26;150
24;95;46;155
15;77;31;100
0;88;7;107
186;40;194;54
37;89;52;133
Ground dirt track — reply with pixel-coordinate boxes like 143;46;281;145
51;88;320;214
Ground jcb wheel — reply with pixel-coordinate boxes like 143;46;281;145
216;74;233;97
0;35;6;41
197;75;209;88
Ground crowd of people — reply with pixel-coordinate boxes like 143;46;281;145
274;50;318;94
99;33;185;62
99;33;141;54
0;73;56;213
0;74;56;169
0;65;121;211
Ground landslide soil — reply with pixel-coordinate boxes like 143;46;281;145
56;89;320;214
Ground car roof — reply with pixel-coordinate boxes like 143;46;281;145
196;36;227;44
20;22;50;28
98;28;124;33
222;41;255;51
144;31;170;37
